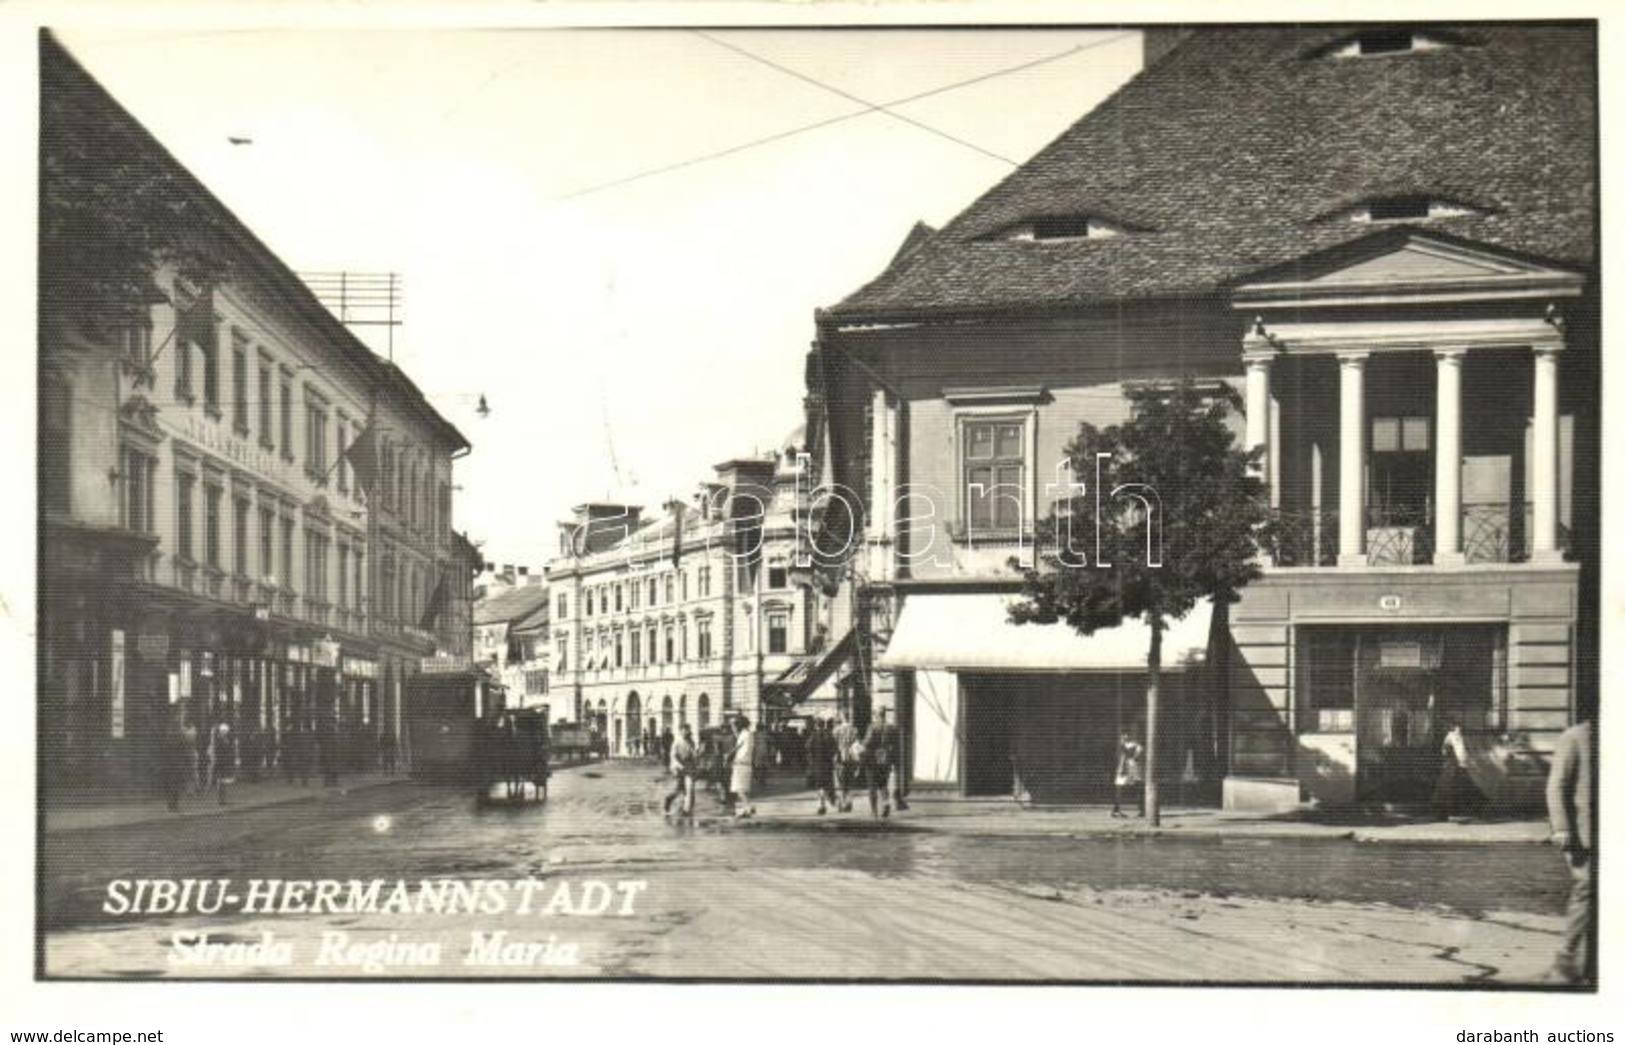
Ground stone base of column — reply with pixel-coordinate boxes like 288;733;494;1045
1527;549;1567;566
1433;551;1467;567
1337;553;1368;568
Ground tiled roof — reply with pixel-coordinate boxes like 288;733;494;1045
473;584;550;626
829;25;1595;320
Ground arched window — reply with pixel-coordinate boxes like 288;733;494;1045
678;694;688;727
697;694;710;731
626;691;642;748
661;695;673;730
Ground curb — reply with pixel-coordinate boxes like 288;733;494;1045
726;808;1549;846
44;776;414;835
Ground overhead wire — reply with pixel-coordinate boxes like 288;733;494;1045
559;31;1138;201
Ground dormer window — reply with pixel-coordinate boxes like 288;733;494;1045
1320;28;1471;59
1322;195;1486;224
1000;214;1127;242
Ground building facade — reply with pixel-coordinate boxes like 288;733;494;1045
809;24;1596;808
39;35;471;789
547;438;847;756
472;577;551;709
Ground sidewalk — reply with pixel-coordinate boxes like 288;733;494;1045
44;770;412;834
740;786;1552;845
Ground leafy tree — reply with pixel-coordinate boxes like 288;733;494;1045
1009;381;1270;825
40;38;233;339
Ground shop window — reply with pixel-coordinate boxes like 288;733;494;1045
41;376;71;513
1297;629;1355;732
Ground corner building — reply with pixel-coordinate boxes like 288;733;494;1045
38;35;470;790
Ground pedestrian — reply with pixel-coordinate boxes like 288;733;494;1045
1431;722;1485;821
1544;719;1594;984
663;723;699;818
661;725;675;770
729;716;757;818
159;710;192;813
832;715;861;813
864;707;903;818
805;717;837;815
206;721;235;806
1111;730;1144;818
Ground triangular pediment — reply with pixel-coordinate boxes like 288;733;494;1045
1305;236;1565;285
1234;230;1586;307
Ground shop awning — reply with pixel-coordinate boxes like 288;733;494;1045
878;594;1213;673
763;630;857;707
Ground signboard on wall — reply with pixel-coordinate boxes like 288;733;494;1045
109;630;126;739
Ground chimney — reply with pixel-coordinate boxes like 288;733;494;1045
1142;26;1193;70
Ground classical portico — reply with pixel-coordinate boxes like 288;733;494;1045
1234;232;1584;570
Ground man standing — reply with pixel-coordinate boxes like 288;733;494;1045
663;723;699;818
1545;718;1594;984
865;707;902;819
832;714;860;814
805;717;837;815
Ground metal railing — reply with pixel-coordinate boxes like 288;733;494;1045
1266;509;1339;567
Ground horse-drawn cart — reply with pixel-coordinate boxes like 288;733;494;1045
477;707;551;804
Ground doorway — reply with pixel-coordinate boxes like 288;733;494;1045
960;675;1015;797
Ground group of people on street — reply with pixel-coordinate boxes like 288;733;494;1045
659;708;908;821
802;708;906;818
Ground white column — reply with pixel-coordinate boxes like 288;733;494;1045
1337;353;1368;567
1530;344;1563;562
1433;349;1466;565
1244;353;1273;481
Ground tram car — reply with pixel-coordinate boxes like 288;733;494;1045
404;660;507;784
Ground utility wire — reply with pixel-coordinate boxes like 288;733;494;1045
690;29;1018;167
560;31;1137;201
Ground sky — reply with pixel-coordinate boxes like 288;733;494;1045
55;24;1145;570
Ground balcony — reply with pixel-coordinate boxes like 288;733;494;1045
1266;509;1339;568
1269;502;1569;569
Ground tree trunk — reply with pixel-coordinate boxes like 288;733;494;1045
1145;618;1163;827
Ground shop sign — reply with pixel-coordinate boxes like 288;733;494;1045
342;657;378;679
419;655;473;674
1380;640;1423;669
109;630;126;739
312;639;341;669
136;632;169;660
287;644;310;664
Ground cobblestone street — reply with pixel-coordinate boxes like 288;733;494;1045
42;760;1573;982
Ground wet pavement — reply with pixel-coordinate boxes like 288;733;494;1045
40;760;1576;983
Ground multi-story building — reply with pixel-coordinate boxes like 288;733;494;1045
808;24;1596;808
38;34;471;789
472;577;551;709
548;435;849;755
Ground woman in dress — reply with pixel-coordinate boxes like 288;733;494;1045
730;717;757;819
1112;730;1144;818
